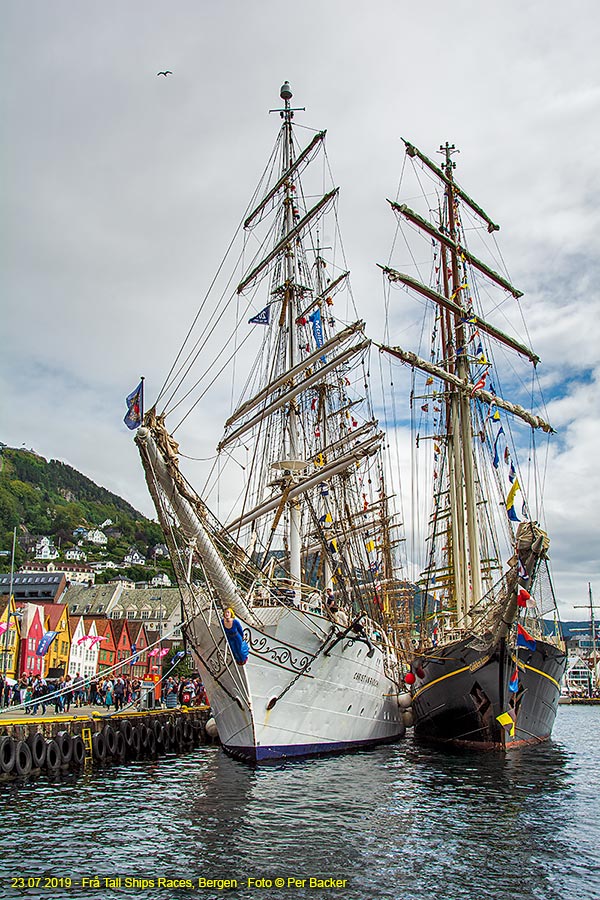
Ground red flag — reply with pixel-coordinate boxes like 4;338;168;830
471;371;489;397
517;588;531;608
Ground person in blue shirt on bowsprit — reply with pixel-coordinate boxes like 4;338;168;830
222;607;249;665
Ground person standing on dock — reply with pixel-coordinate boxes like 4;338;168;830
73;672;85;708
113;677;125;712
104;678;114;710
63;675;73;713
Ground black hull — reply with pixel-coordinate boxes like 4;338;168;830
411;637;567;750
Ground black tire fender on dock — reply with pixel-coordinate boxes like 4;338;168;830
103;725;116;756
138;723;148;750
119;719;133;746
0;736;17;774
114;730;126;758
71;734;86;767
14;740;33;777
26;732;47;768
130;725;141;756
175;719;184;746
183;719;193;742
45;739;61;770
167;720;176;744
146;729;157;756
92;731;106;760
56;731;73;765
156;725;167;752
152;719;162;740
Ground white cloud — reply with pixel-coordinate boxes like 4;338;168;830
2;0;599;619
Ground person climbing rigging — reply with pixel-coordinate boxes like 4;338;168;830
222;607;249;665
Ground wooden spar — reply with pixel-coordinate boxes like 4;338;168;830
224;433;383;533
218;338;371;451
388;201;523;299
306;419;378;462
378;343;555;433
402;138;500;233
237;188;338;294
298;270;350;319
378;265;539;365
225;321;365;429
243;131;326;229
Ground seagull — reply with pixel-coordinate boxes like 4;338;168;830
157;71;172;76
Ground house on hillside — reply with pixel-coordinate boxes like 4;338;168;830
124;548;146;567
65;548;87;562
152;544;169;559
151;572;172;588
107;575;136;590
86;529;108;546
35;536;59;560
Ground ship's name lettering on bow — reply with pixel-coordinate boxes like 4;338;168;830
353;672;379;687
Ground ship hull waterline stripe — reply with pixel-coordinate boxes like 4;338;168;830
412;660;561;703
224;732;403;762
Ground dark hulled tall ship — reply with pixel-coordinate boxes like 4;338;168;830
379;140;567;749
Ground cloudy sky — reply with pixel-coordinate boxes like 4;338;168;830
2;1;599;617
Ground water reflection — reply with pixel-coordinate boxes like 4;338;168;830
1;709;598;900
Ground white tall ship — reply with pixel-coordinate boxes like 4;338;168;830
134;82;407;762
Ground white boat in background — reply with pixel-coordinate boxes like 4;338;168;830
133;82;407;762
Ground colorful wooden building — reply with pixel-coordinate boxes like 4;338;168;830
17;603;45;677
42;603;71;677
94;619;116;673
0;598;21;680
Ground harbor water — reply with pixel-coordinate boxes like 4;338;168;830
1;706;598;900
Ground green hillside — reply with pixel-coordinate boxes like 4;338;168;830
0;446;170;582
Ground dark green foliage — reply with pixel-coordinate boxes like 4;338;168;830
0;448;169;577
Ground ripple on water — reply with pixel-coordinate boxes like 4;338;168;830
1;709;599;900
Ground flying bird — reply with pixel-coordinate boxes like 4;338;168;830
157;71;172;76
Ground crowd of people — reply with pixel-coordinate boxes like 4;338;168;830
0;672;209;714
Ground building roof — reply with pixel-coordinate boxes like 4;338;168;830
65;583;118;615
0;572;67;601
45;603;69;632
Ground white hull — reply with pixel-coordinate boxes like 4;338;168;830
188;606;405;762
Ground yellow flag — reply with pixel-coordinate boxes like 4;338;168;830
496;711;515;737
506;478;521;511
365;540;375;553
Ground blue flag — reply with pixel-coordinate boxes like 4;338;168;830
36;631;58;657
124;380;144;430
309;308;326;361
248;306;270;325
493;426;505;469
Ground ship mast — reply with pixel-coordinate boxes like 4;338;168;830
280;80;302;594
442;142;483;614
